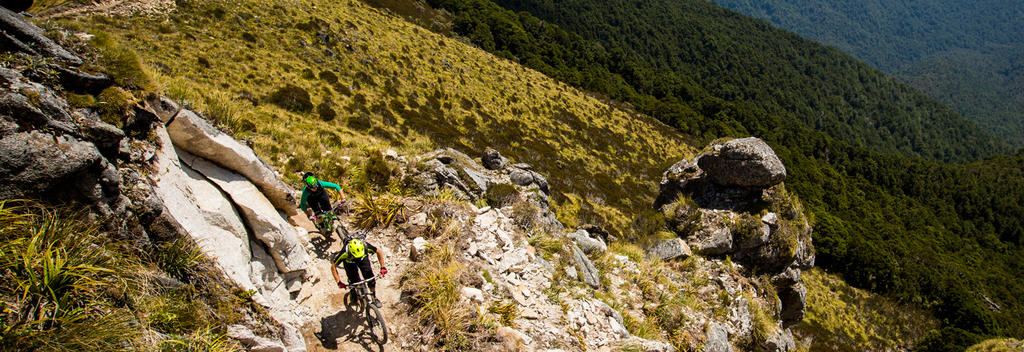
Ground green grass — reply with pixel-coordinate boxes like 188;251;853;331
0;201;263;351
795;268;939;351
59;0;694;243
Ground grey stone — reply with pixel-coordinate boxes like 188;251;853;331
0;131;102;200
704;322;733;352
569;229;607;255
647;238;692;261
227;325;287;352
509;168;534;186
482;147;508;170
166;109;297;215
53;65;113;95
0;76;77;134
0;7;83;65
698;137;786;188
510;163;532;170
145;95;181;123
572;243;600;288
761;328;796;352
531;171;549;194
462;166;490;193
690;226;733;256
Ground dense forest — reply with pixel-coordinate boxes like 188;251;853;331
394;0;1024;350
711;0;1024;148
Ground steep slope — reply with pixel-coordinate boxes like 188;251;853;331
386;0;1024;349
711;0;1024;148
446;0;1007;162
57;0;693;238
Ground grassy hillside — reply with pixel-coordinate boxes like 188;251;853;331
383;0;1024;349
711;0;1024;148
52;0;691;238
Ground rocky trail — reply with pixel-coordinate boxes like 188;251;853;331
298;217;416;352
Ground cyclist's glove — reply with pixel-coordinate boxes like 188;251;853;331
380;267;388;277
337;281;347;289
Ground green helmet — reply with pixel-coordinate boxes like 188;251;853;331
305;175;318;187
347;238;366;258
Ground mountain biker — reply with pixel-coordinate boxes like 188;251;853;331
299;172;345;226
331;236;388;307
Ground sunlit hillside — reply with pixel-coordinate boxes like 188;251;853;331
51;0;693;236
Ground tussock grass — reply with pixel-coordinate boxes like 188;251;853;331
795;268;939;351
0;201;262;351
351;193;405;230
64;0;694;244
0;200;138;351
401;245;485;350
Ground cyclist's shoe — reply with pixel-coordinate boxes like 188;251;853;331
372;295;382;308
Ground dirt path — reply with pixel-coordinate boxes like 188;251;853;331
298;219;419;352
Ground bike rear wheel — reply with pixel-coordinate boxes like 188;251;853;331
365;304;388;344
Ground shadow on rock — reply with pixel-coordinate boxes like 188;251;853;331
310;234;336;259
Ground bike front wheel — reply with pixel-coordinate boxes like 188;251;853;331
365;304;388;344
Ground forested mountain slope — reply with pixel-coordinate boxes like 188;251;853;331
406;0;1024;350
447;0;1007;163
711;0;1024;148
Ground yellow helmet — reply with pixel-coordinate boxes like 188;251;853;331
347;238;366;258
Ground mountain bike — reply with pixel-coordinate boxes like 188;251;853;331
345;275;388;344
314;199;350;240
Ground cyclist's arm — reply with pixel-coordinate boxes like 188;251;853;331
298;187;311;216
366;243;384;270
319;181;345;199
331;263;342;285
376;248;385;270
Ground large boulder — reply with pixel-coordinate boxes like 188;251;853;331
179;150;311;275
166;109;297;215
0;130;120;212
698;138;786;188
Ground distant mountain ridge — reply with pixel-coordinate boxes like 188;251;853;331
710;0;1024;148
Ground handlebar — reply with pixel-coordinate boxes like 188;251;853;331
346;275;383;288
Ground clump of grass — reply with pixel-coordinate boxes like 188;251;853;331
528;232;568;261
267;84;312;112
401;245;482;350
352;193;405;229
0;200;138;350
487;300;520;328
154;237;206;283
89;31;158;94
664;194;702;236
747;292;778;343
158;326;240;352
96;86;135;127
509;201;540;230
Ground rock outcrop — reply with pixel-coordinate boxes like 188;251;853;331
165;109;298;216
0;12;313;348
655;136;814;337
